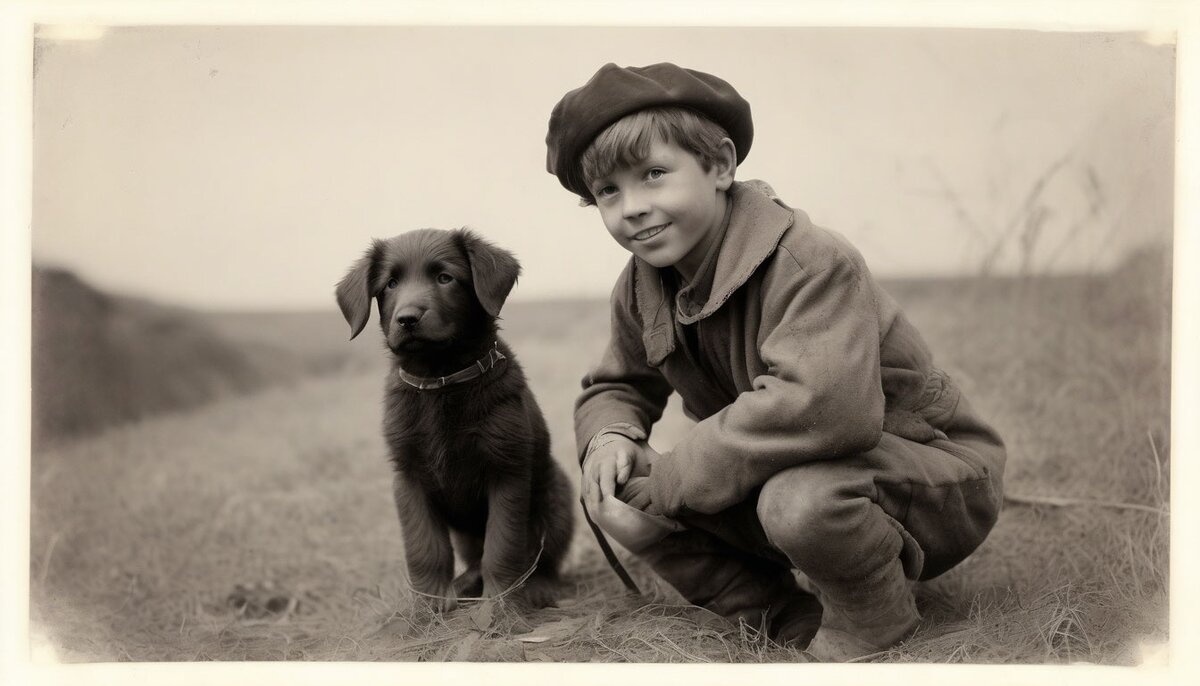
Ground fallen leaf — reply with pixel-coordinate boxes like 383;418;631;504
516;616;586;645
469;601;495;632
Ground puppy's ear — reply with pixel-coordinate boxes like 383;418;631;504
458;229;520;318
335;241;382;340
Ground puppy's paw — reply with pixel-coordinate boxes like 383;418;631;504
413;583;458;613
519;576;561;610
434;593;459;613
452;567;484;598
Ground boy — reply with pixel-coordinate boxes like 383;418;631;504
545;63;1006;661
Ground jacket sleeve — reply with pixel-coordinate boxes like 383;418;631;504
574;262;675;463
648;246;885;515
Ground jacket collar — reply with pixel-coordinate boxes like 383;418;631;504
632;180;797;366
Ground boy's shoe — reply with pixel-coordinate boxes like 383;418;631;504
803;557;921;662
767;589;823;648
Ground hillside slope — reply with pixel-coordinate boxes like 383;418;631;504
31;267;310;445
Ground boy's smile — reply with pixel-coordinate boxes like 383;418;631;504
632;223;669;241
590;138;735;281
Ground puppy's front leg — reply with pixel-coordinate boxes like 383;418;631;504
481;472;532;600
393;470;457;612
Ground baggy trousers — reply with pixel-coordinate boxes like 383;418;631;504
635;393;1006;633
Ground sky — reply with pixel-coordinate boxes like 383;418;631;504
27;21;1175;310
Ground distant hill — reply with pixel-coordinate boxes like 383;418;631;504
31;267;323;445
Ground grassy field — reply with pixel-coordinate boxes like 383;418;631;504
28;251;1170;664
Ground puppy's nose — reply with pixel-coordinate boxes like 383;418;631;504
395;306;425;328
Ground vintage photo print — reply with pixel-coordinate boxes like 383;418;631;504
3;1;1195;684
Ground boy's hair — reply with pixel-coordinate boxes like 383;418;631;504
577;106;732;206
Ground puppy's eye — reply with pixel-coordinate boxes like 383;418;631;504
436;273;454;285
386;278;398;289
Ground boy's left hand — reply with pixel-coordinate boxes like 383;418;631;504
620;476;661;515
616;444;662;514
620;442;658;482
620;454;687;518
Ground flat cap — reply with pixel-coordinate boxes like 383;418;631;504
546;62;753;197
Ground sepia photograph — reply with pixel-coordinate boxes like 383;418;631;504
3;1;1196;683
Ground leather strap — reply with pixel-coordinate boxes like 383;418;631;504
580;497;641;596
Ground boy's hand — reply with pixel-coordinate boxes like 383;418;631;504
619;476;658;514
622;454;685;518
581;434;657;510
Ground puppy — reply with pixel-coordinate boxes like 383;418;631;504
336;228;574;610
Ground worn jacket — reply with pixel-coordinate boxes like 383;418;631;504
575;180;988;517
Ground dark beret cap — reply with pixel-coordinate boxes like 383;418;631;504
545;62;753;197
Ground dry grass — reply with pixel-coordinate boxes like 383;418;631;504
29;252;1170;664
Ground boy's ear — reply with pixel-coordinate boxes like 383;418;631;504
457;228;521;318
335;241;382;340
714;137;737;192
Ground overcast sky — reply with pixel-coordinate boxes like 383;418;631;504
30;22;1174;310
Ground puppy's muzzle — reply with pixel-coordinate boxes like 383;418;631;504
395;305;426;329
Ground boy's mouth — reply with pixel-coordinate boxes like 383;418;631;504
632;223;670;241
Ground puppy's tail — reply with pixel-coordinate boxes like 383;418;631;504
580;498;642;596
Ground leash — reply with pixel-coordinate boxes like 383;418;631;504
580;497;642;596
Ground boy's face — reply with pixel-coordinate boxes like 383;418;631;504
588;137;734;280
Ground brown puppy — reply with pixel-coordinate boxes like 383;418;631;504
336;228;573;610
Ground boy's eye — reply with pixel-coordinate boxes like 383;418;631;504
594;184;618;199
386;278;398;289
436;273;454;285
647;168;665;180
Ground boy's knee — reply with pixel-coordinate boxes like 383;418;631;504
756;465;903;581
755;468;843;561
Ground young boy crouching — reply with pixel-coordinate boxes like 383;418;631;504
545;62;1007;661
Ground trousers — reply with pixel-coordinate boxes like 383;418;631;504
635;393;1006;627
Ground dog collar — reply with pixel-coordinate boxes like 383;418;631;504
396;342;507;391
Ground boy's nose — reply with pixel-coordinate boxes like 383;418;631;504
621;190;650;220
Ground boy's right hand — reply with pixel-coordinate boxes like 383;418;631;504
581;434;655;510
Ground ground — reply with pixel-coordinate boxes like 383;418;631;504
28;258;1170;664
